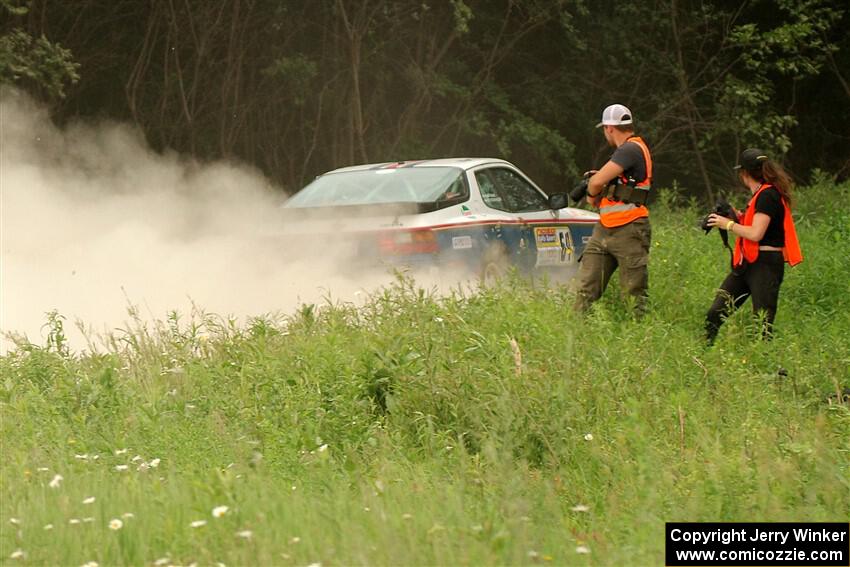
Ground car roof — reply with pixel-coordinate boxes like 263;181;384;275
321;158;513;175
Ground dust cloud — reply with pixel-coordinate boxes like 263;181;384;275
0;89;425;352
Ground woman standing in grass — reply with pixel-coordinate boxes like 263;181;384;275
703;148;803;343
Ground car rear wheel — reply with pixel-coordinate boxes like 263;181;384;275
480;242;509;286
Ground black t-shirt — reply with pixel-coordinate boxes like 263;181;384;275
754;186;785;247
610;140;648;183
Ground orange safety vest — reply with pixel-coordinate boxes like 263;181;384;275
598;136;652;228
733;183;803;267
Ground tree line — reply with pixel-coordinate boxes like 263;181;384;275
3;0;849;198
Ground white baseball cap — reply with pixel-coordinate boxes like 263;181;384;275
596;104;633;128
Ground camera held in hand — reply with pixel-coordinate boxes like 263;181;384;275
701;200;737;234
570;178;589;203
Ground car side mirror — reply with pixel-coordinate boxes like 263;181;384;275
548;193;568;210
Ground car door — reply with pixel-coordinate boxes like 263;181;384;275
473;165;577;272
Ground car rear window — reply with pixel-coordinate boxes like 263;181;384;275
285;167;468;207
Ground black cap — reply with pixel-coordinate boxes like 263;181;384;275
734;148;769;171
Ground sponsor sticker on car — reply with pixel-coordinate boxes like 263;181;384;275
534;226;574;266
452;235;473;250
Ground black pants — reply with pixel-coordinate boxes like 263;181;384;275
705;251;785;343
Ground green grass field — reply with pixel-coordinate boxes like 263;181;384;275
2;179;849;566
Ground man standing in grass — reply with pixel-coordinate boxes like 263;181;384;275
574;104;653;314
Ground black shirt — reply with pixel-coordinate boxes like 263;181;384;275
610;139;648;183
754;186;785;247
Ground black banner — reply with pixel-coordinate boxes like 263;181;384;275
666;522;849;566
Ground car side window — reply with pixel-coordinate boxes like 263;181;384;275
437;174;469;202
475;167;549;213
475;170;506;210
487;167;548;212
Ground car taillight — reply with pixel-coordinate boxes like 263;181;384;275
377;229;438;255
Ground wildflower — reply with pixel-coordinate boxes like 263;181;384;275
83;496;96;504
583;433;593;441
190;520;207;528
317;444;328;453
364;507;370;512
82;517;95;523
471;524;484;533
115;448;128;455
49;474;63;488
291;485;297;491
570;504;590;512
37;467;49;472
122;512;134;519
153;558;170;566
131;455;142;462
69;518;81;525
434;316;444;323
43;523;54;530
575;545;591;554
290;537;301;544
306;563;322;567
109;518;123;530
138;462;150;471
115;465;128;471
9;518;20;525
212;505;229;518
74;453;89;460
9;550;25;559
149;458;161;468
236;530;253;539
528;550;539;559
80;562;98;567
402;513;413;520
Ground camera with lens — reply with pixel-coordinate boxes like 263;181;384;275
569;178;589;203
701;200;737;233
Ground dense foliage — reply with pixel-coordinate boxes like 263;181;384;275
2;181;848;565
0;0;78;99
2;0;849;195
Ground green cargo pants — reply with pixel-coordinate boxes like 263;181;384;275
574;217;651;313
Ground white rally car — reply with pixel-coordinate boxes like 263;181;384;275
281;158;599;281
